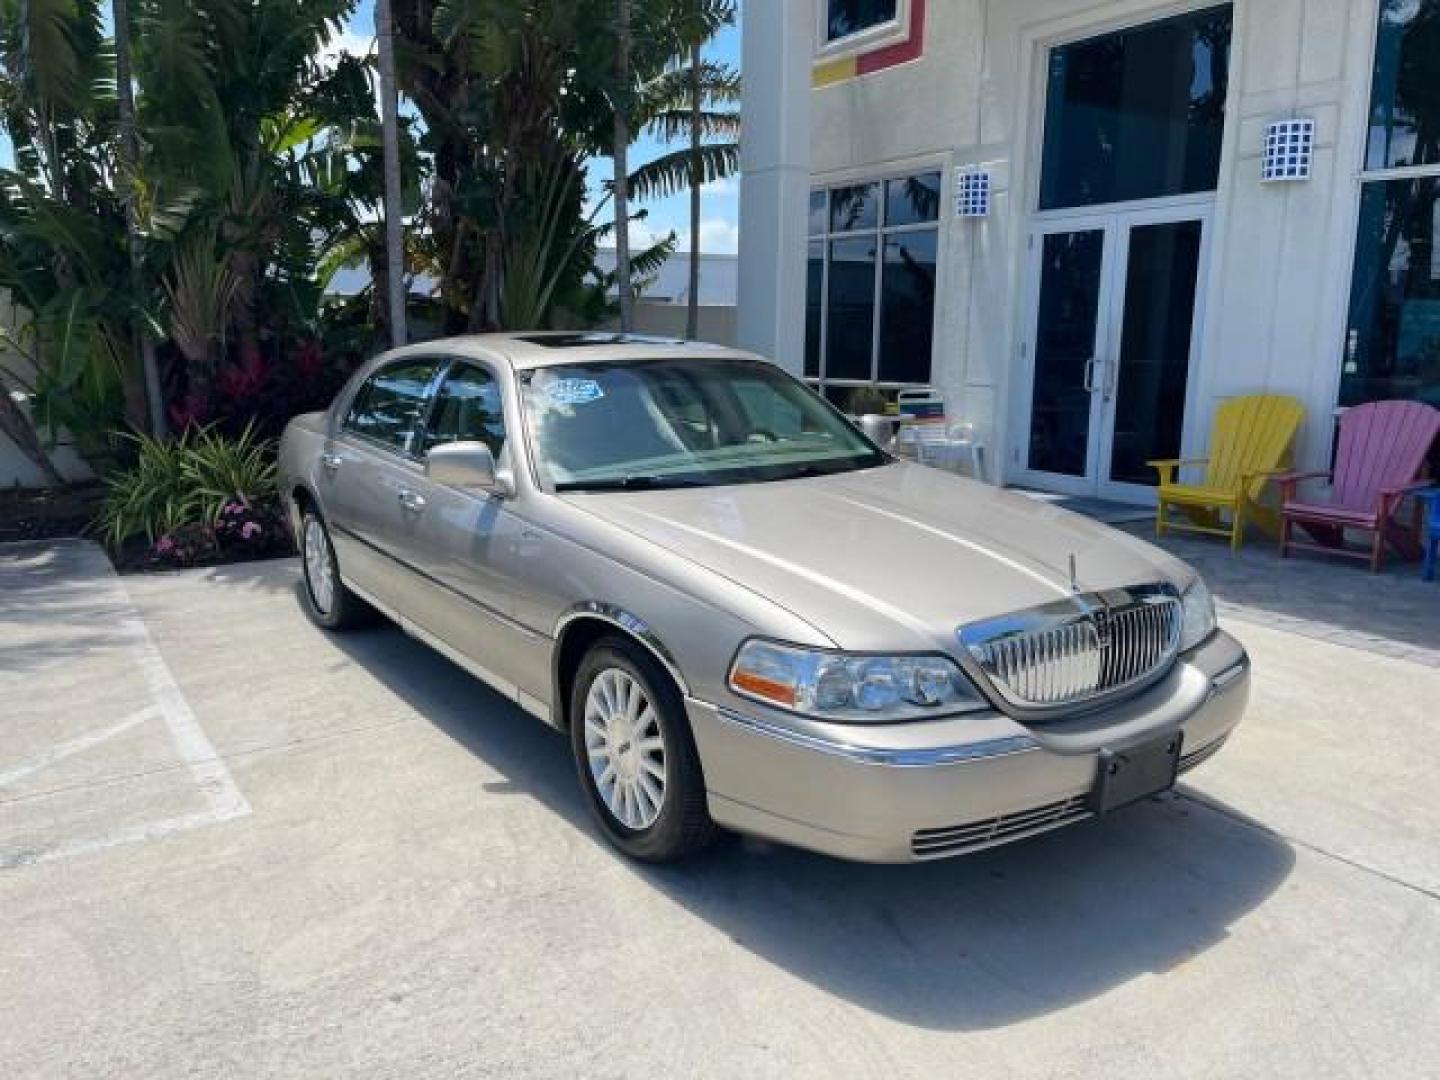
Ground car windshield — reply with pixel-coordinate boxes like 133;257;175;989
521;358;888;491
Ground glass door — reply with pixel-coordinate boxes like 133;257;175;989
1017;209;1207;501
1096;213;1206;501
1016;222;1112;496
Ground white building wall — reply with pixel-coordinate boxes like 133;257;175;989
808;0;1380;482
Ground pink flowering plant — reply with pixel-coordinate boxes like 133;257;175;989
100;424;293;569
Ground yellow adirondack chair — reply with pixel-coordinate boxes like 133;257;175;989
1148;394;1305;551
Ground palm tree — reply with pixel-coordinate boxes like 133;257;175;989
375;0;407;346
112;0;166;436
613;0;635;330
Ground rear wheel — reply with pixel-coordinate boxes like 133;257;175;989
570;636;717;862
299;510;369;631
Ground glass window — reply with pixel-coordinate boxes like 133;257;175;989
1342;177;1440;407
1039;5;1232;211
422;364;507;457
343;358;441;454
805;240;824;378
830;182;880;232
1366;0;1440;171
522;359;886;490
885;172;942;227
827;0;899;43
878;230;937;383
804;171;940;393
826;236;878;380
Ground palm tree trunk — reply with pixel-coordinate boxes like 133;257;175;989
113;0;167;438
686;42;702;340
614;0;634;331
376;0;408;347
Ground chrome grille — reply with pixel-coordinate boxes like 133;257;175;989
959;584;1182;710
911;795;1091;858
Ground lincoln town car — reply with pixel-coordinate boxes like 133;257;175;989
279;334;1249;863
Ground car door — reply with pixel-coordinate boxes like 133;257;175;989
406;360;540;699
318;355;445;614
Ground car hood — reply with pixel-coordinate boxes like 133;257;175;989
559;463;1192;652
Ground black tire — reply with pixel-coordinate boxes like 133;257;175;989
569;635;718;862
298;509;371;631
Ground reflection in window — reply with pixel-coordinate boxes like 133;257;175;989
885;173;942;227
423;365;507;457
827;0;899;43
805;240;824;378
879;231;937;384
829;182;879;232
1342;177;1440;408
1039;5;1232;211
826;237;878;380
344;359;440;453
1367;0;1440;171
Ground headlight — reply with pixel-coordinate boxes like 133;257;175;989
1179;577;1217;652
727;640;987;722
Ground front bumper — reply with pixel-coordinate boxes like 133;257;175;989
686;629;1250;863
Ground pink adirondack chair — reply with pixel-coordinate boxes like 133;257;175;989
1278;400;1440;571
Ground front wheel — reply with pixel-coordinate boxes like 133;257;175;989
299;510;370;631
570;637;718;862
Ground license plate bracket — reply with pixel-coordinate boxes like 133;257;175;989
1088;732;1183;815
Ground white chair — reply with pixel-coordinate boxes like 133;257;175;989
897;420;986;479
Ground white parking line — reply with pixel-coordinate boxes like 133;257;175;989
119;610;252;823
0;706;159;791
0;541;252;870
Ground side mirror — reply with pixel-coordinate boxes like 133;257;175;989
426;441;512;497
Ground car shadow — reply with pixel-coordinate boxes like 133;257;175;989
327;611;1296;1033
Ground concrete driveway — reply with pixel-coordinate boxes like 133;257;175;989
2;541;1438;1078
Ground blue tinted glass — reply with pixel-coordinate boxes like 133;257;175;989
1343;177;1440;408
878;230;937;383
1039;6;1232;210
1366;0;1440;170
805;240;824;377
885;172;942;227
826;237;877;380
829;182;880;232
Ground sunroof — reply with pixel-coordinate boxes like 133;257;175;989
515;332;688;349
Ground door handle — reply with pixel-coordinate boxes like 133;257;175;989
1082;357;1097;393
320;452;342;472
398;489;427;513
1104;355;1120;402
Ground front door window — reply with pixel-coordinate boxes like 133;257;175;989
1107;220;1204;484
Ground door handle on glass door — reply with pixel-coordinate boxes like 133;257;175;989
398;489;426;513
1082;357;1097;393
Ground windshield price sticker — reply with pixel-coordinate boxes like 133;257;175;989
546;378;605;405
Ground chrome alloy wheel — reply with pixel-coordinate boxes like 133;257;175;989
302;517;336;615
584;667;667;830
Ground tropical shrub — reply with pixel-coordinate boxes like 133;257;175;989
99;423;278;547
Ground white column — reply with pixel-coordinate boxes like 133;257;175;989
737;0;812;374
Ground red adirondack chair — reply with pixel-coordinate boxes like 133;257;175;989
1278;400;1440;571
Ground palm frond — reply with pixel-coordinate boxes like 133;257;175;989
626;142;738;202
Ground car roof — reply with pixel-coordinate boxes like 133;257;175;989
389;331;759;372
